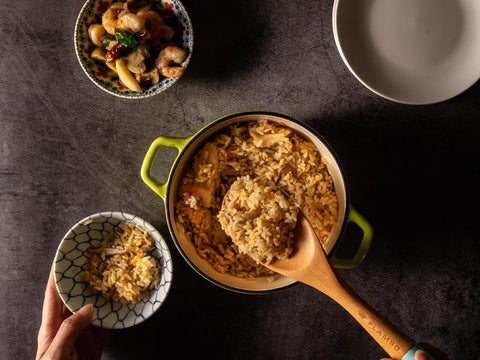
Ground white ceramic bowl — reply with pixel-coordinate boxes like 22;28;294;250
54;211;173;329
74;0;193;99
333;0;480;104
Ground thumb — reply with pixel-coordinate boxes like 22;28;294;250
414;350;430;360
46;304;94;359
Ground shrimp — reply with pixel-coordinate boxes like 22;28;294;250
155;46;186;78
102;6;145;35
102;7;122;35
137;10;163;40
116;12;145;33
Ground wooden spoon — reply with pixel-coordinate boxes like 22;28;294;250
263;213;435;360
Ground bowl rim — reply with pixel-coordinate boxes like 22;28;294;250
163;111;351;295
54;211;173;328
332;0;480;104
74;0;194;99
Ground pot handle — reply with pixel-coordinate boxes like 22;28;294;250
141;136;192;199
330;206;373;269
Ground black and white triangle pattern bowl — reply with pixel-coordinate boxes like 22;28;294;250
54;211;173;329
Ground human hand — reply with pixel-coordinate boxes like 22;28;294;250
380;343;447;360
36;263;112;360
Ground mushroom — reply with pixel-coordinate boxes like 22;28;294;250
137;67;160;85
91;47;106;61
116;58;142;91
137;45;151;59
161;25;175;41
124;51;146;74
126;0;152;13
90;48;117;74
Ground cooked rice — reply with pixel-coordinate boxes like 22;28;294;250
218;176;299;264
84;221;161;305
175;120;338;279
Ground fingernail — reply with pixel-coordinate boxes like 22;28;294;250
414;350;429;360
77;304;94;319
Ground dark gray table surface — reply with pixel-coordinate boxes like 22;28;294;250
1;0;479;359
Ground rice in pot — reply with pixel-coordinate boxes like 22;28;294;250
175;120;338;279
218;175;299;264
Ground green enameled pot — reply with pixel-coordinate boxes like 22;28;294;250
141;111;373;294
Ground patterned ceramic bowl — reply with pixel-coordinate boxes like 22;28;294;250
54;211;173;329
74;0;193;99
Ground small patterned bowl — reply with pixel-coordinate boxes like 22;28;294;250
74;0;194;99
54;211;173;329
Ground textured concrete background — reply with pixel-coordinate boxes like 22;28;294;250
1;0;479;359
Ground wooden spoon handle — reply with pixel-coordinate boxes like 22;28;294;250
322;279;415;360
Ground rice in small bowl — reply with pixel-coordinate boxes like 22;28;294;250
54;211;173;328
